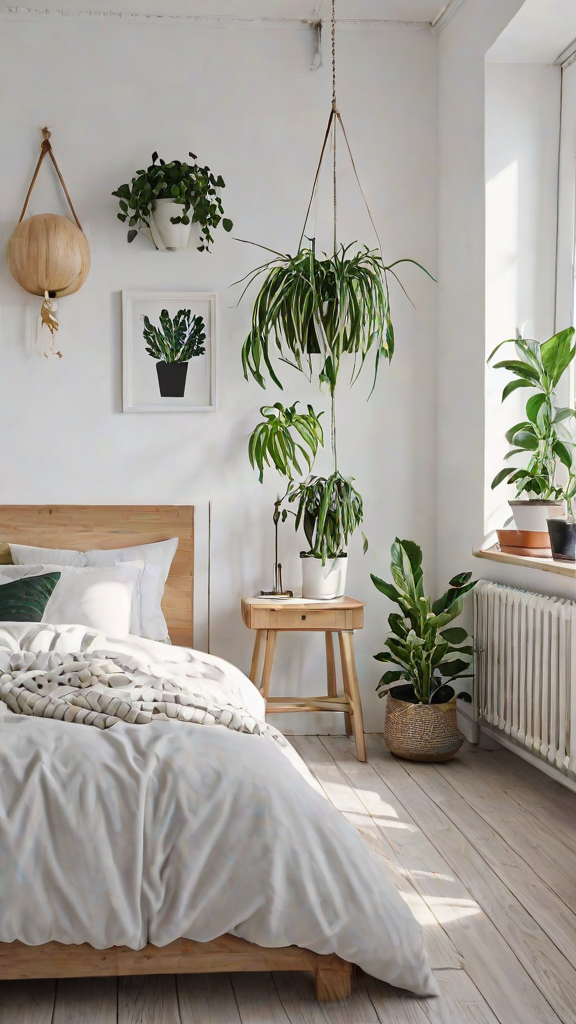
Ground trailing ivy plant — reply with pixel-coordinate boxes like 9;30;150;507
248;402;324;483
288;472;366;564
236;241;434;395
113;152;233;251
488;328;576;499
142;309;205;363
371;539;476;705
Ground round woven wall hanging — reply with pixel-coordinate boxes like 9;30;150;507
7;128;90;355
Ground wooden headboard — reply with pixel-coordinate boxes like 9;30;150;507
0;505;194;647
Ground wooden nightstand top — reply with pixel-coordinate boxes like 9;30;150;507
241;596;364;632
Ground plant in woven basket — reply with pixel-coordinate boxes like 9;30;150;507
371;539;477;705
113;151;233;251
142;309;205;364
288;472;367;565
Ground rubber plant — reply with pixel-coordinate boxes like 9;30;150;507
488;328;576;498
113;151;233;251
142;309;205;363
371;539;477;705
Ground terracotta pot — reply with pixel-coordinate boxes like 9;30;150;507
384;690;463;762
496;528;551;557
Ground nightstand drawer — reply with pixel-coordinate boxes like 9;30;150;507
241;599;364;631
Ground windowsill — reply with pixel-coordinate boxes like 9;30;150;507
473;546;576;578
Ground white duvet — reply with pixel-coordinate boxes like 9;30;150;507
0;623;438;997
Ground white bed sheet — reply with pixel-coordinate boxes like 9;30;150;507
0;623;438;997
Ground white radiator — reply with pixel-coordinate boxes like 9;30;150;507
474;580;576;785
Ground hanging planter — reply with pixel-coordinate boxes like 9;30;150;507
7;128;90;357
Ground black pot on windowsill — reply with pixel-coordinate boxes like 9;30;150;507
547;518;576;561
156;361;188;398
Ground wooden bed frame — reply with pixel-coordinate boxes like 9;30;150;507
0;504;354;1002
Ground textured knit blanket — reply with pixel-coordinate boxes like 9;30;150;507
0;648;284;744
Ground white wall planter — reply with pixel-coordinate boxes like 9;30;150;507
301;555;347;600
509;499;564;533
150;199;197;251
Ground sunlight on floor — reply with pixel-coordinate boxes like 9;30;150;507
423;895;482;922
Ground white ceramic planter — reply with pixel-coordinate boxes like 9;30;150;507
150;199;192;250
509;499;564;533
301;555;347;601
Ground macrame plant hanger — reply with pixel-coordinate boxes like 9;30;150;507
298;0;383;472
7;127;91;358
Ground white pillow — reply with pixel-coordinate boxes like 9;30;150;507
85;538;178;643
0;563;142;638
10;544;87;568
8;537;179;643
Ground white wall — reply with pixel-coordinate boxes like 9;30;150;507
485;62;561;541
0;14;438;732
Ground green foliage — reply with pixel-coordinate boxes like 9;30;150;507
248;402;324;483
288;472;365;564
371;539;476;705
142;309;206;364
236;241;434;395
488;329;576;499
113;151;233;252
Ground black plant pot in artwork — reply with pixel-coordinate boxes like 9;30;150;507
547;518;576;562
156;361;188;398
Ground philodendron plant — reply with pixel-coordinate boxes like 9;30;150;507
489;328;576;498
371;539;476;705
113;152;233;251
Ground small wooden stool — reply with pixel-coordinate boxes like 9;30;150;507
241;596;366;762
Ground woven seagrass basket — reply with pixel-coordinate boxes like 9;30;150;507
384;693;463;762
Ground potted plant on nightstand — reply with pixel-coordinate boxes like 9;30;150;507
142;308;206;398
288;473;367;600
113;151;233;251
371;539;476;762
488;328;576;552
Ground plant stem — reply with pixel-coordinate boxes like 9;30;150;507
331;389;338;473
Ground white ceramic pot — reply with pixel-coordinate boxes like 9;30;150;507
301;555;347;601
509;499;564;533
150;199;192;250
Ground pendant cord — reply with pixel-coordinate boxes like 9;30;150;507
331;0;337;257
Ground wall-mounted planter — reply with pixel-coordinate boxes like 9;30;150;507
151;200;195;251
547;518;576;561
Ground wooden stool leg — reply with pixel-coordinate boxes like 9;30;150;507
338;631;366;762
325;632;337;698
249;629;265;686
260;630;277;701
338;632;353;738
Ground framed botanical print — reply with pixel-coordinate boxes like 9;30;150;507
122;291;216;412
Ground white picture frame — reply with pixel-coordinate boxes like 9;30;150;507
122;291;217;412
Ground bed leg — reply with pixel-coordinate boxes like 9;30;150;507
315;956;353;1001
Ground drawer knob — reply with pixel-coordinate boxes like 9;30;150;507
301;614;307;620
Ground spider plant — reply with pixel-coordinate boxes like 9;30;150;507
248;402;324;483
288;472;366;564
488;328;576;498
142;309;205;363
371;539;476;705
237;241;434;395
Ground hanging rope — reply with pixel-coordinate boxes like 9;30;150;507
18;128;84;231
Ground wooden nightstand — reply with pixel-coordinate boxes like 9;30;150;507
241;596;366;762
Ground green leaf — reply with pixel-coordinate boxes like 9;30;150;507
493;359;540;382
491;467;514;489
526;392;547;424
371;574;400;604
440;627;468;644
502;379;534;402
540;328;576;388
222;218;233;232
553;439;573;470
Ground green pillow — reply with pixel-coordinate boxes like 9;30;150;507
0;572;61;622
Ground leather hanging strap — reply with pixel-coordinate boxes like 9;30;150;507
18;127;84;232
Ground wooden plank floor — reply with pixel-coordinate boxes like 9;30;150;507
1;735;575;1024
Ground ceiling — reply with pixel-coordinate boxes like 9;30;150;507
19;1;447;22
488;0;576;64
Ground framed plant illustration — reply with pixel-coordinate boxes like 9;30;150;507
122;291;216;412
